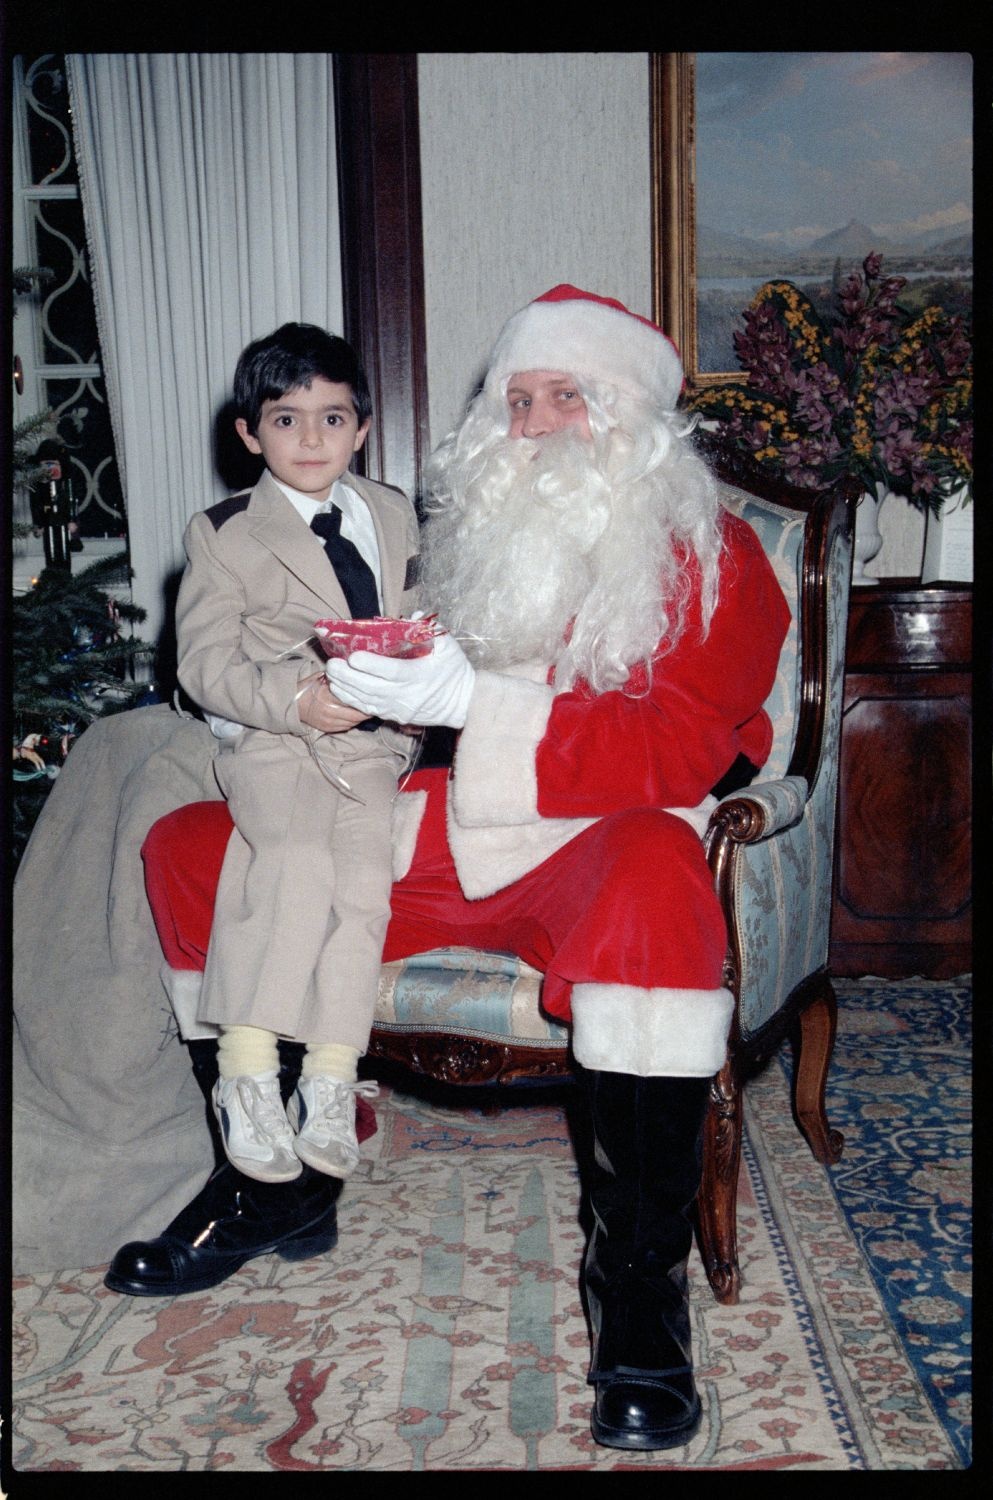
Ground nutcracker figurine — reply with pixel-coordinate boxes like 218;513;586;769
30;438;77;571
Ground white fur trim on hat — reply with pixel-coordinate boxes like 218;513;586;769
485;288;683;411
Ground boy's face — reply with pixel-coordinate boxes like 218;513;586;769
236;377;370;501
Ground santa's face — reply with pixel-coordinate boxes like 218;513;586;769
506;370;592;442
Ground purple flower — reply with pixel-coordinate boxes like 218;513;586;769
948;419;973;465
689;253;972;510
873;372;932;425
878;426;918;476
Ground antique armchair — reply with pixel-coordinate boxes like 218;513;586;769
368;447;859;1306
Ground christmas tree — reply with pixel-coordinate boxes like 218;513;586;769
11;555;155;865
11;268;155;866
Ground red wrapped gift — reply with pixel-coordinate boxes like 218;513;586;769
314;615;440;660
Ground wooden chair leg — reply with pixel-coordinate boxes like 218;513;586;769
793;972;845;1165
695;1060;742;1305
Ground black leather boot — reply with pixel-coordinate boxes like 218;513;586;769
104;1038;340;1297
580;1069;711;1451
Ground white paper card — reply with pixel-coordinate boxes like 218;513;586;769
921;489;972;585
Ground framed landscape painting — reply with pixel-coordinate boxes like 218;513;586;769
651;52;973;391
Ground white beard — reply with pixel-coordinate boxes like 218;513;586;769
420;411;723;694
420;429;608;677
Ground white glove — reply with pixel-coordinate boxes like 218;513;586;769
325;631;476;728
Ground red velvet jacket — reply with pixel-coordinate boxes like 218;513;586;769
535;512;790;818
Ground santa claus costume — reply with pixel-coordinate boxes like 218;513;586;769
109;285;790;1453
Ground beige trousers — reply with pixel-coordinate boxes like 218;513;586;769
198;726;402;1048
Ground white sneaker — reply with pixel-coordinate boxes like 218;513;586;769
288;1076;380;1179
212;1071;302;1183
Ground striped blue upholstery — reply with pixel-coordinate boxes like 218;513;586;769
727;523;851;1035
715;485;804;781
376;946;564;1046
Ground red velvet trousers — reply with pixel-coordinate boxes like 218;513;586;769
142;767;727;1024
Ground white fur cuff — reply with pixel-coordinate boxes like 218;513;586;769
161;965;220;1042
452;669;554;827
570;983;734;1077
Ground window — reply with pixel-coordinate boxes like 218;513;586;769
12;53;126;542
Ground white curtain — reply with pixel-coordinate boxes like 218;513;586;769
65;53;342;645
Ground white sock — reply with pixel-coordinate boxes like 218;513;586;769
217;1024;280;1080
302;1043;360;1083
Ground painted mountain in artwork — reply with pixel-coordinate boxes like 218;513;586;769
805;219;902;256
697;217;972;277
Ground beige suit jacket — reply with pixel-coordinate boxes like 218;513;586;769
176;467;420;738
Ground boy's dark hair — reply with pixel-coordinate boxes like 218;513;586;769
233;322;372;434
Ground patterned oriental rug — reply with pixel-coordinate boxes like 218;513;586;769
7;977;971;1474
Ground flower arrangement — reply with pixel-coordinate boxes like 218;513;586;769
689;253;972;513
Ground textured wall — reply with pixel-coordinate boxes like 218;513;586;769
418;53;652;448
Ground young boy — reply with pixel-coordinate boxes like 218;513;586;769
173;322;420;1184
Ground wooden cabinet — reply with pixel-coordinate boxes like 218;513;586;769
829;581;972;978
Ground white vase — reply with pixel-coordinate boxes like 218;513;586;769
852;482;886;586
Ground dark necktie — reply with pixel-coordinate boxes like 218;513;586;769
310;504;380;620
310;504;382;731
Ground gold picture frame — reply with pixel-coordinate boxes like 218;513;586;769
650;52;741;393
650;51;973;398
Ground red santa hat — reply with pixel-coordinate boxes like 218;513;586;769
485;284;684;410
